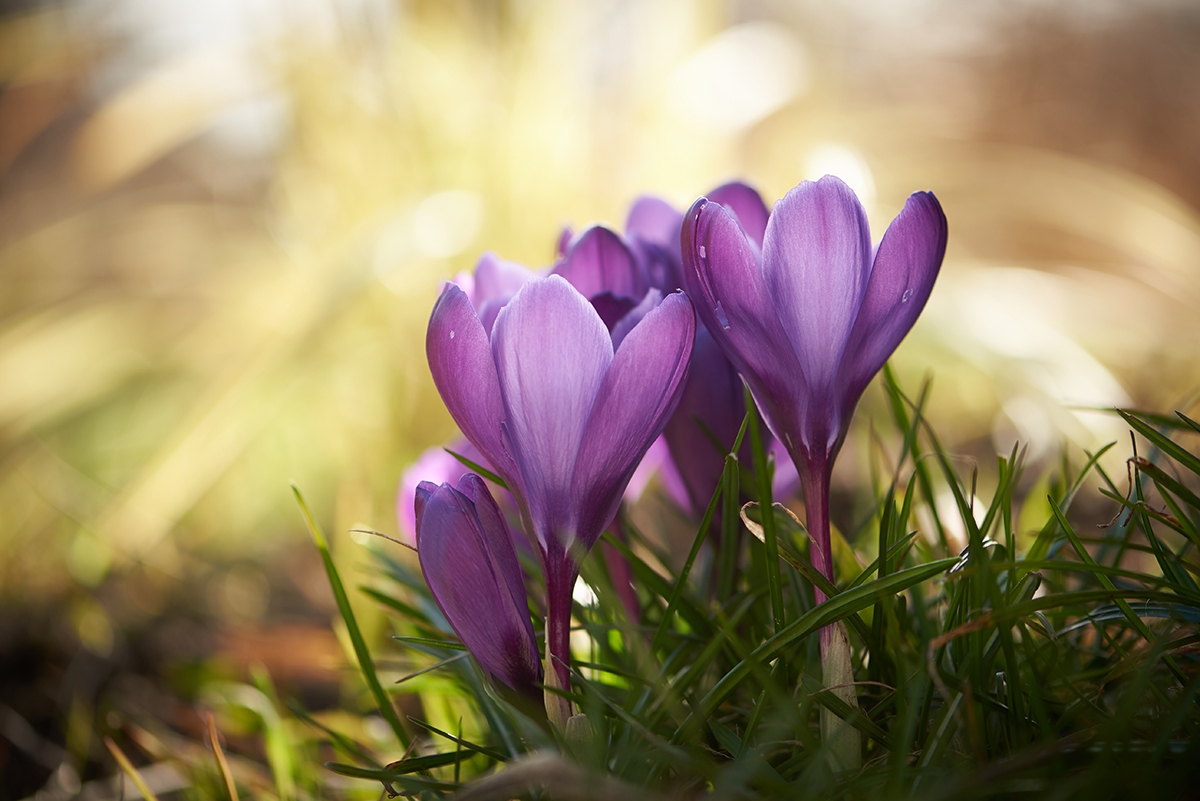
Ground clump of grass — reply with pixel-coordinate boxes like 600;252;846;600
264;370;1200;798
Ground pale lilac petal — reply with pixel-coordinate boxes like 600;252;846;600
426;285;511;481
398;444;473;544
656;447;692;513
491;276;613;541
571;291;694;548
761;175;872;393
625;434;669;503
417;481;539;691
553;225;646;301
838;191;947;417
682;198;809;451
706;181;770;247
625;196;683;251
473;252;538;306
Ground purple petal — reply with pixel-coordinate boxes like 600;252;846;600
589;292;639;332
398;444;474;544
426;284;511;482
761;175;872;395
491;275;613;542
662;326;747;516
552;225;646;301
626;434;669;504
454;474;531;632
609;288;662;352
838;191;947;417
682;198;809;453
571;291;695;548
417;481;539;691
413;480;436;536
706;181;770;248
625;196;683;251
473;252;538;306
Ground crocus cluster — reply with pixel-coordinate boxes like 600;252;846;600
426;274;693;726
406;174;946;743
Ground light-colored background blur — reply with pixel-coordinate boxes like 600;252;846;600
2;0;1199;661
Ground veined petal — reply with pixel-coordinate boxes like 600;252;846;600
417;481;539;691
682;198;809;451
572;291;694;548
762;175;872;392
492;276;613;540
455;474;530;628
838;191;947;417
706;181;770;248
426;285;510;481
552;225;646;301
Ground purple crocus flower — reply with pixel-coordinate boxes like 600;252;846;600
427;274;694;725
682;174;947;605
414;474;540;697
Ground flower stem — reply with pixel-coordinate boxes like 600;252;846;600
543;553;577;731
801;450;861;772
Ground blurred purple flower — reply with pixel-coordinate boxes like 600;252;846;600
397;439;490;546
414;474;540;696
682;174;947;600
427;274;694;724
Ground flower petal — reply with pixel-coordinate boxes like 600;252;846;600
609;288;662;352
682;198;809;451
838;191;947;415
761;175;872;393
625;195;683;251
553;225;645;301
417;481;539;691
473;252;538;306
571;290;694;548
706;181;770;248
662;326;747;516
426;284;511;481
491;275;613;541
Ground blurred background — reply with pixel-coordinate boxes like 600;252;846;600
3;0;1200;796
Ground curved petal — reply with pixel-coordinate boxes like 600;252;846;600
761;175;872;393
398;444;473;544
455;474;530;631
662;325;747;516
609;288;662;351
625;195;683;251
417;482;539;691
473;252;538;307
838;191;947;419
426;284;510;481
553;225;645;301
706;181;770;247
491;275;613;541
571;291;695;548
682;198;809;451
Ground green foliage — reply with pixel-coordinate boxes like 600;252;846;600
277;377;1200;798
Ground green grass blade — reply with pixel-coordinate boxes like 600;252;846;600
291;484;409;747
